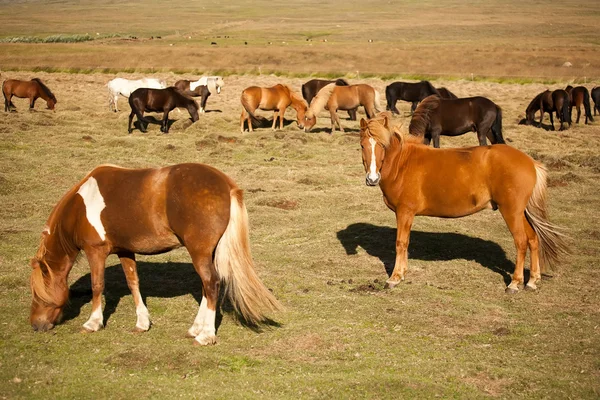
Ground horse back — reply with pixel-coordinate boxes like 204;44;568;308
437;96;497;133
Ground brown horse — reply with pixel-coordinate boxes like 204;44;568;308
29;163;281;345
303;83;382;133
524;90;553;127
565;85;594;124
128;87;199;134
409;95;505;148
240;84;308;132
550;89;571;130
359;114;568;293
174;77;224;113
2;78;56;112
436;87;458;99
301;78;356;120
385;80;439;115
592;87;600;116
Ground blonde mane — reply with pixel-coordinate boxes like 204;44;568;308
306;83;336;119
362;112;419;148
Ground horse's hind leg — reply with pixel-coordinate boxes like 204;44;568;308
187;249;220;345
499;208;529;294
29;97;37;111
118;252;151;331
576;106;581;124
523;217;541;291
128;111;135;133
411;102;418;114
161;110;170;133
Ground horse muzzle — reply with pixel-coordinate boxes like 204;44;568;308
365;173;381;186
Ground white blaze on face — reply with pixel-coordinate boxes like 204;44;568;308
367;138;379;181
76;177;107;241
190;81;201;91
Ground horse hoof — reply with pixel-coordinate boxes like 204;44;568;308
524;284;537;291
505;286;519;295
385;279;402;289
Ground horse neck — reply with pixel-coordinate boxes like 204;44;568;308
39;227;79;277
379;134;409;183
290;96;307;112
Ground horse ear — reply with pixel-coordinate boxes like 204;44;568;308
360;118;368;129
382;115;389;129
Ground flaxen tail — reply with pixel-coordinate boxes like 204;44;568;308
374;90;383;113
525;163;570;272
214;189;282;325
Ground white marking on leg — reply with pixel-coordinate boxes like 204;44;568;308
135;302;151;331
367;138;380;182
194;308;217;346
83;304;104;332
77;177;106;241
188;296;207;337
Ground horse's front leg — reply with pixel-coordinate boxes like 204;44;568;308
118;252;150;332
82;249;108;332
271;111;278;130
279;109;285;130
411;102;418;114
161;110;170;133
431;128;442;148
29;97;37;111
330;110;343;133
387;210;415;288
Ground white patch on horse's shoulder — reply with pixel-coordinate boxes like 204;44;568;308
77;177;107;241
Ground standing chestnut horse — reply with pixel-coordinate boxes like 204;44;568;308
408;95;505;148
240;84;308;132
565;85;594;124
359;114;568;293
303;83;382;133
29;163;281;345
128;87;199;133
301;78;356;120
3;78;56;112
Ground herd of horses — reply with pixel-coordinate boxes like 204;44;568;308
2;73;586;345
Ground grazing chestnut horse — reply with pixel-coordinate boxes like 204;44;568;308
408;95;505;148
240;84;308;132
385;80;439;115
565;85;594;124
359;114;568;292
592;87;600;116
128;87;199;134
3;78;56;112
303;83;382;133
301;78;356;120
174;76;224;113
436;87;458;99
29;163;281;345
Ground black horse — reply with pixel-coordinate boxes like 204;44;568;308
301;78;356;120
524;90;570;131
408;95;505;148
592;87;600;116
128;87;199;134
174;80;213;113
551;89;571;130
385;80;439;115
565;85;594;124
436;87;458;99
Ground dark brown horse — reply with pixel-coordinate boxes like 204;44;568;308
524;90;553;127
29;163;281;345
551;89;571;130
359;114;568;293
436;87;458;99
301;78;356;120
592;87;600;116
409;95;505;148
2;78;56;112
128;87;199;133
565;85;594;124
385;80;439;115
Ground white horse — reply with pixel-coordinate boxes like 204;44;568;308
107;77;167;112
189;76;225;109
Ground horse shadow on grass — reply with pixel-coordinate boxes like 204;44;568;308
518;118;555;131
337;223;515;285
64;261;279;332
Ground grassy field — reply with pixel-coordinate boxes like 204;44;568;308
1;0;600;80
1;1;600;398
1;71;599;399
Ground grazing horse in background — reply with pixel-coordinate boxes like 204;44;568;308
565;85;594;124
592;87;600;116
408;95;505;148
359;114;568;292
3;78;56;112
301;78;356;120
551;89;571;130
240;84;308;132
107;77;166;112
174;76;224;113
128;87;199;133
436;87;458;99
29;163;281;345
303;83;382;133
385;80;439;115
524;90;553;127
